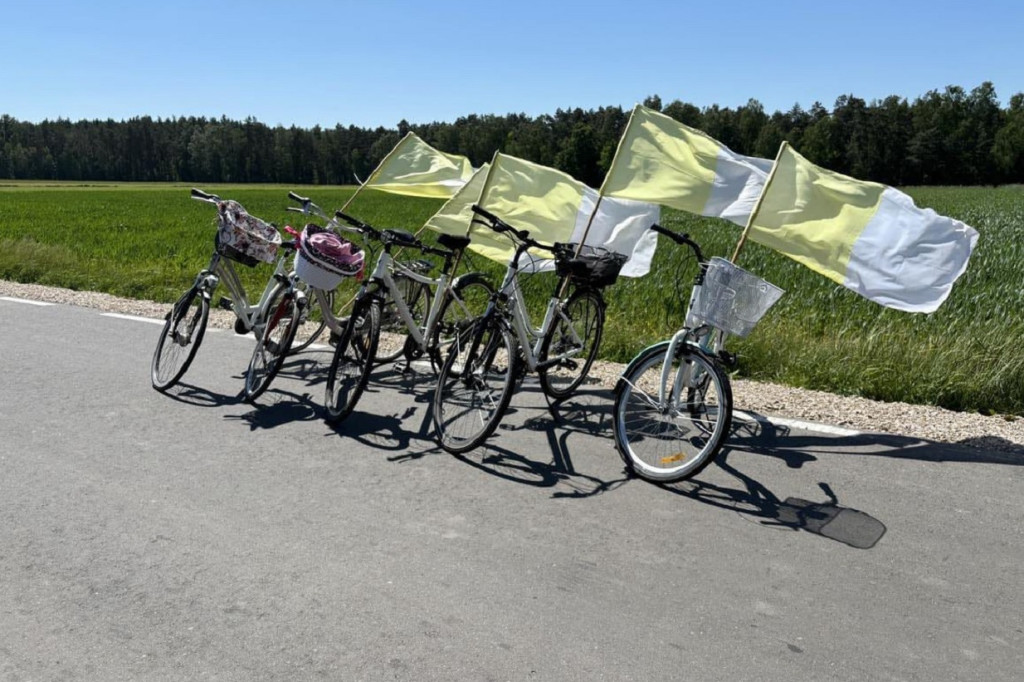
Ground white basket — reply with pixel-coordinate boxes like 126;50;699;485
691;257;784;337
294;249;347;291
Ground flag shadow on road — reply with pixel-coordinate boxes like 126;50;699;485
653;417;888;549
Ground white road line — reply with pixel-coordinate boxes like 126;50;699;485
101;313;166;325
734;410;862;437
0;296;55;306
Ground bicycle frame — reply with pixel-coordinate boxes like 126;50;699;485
196;248;293;335
361;247;466;354
654;253;725;407
490;245;587;373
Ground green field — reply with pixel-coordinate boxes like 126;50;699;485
2;181;1022;416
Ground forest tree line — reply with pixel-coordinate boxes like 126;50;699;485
2;82;1022;188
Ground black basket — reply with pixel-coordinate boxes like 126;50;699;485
553;243;629;288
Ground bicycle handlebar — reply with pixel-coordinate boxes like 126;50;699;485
469;204;554;254
650;223;705;263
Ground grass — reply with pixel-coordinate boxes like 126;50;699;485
2;182;1022;415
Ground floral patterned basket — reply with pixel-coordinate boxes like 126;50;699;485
215;200;281;267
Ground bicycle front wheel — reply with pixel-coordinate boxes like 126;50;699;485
151;288;209;392
538;288;605;399
613;344;732;483
323;298;381;424
432;319;517;454
245;285;301;402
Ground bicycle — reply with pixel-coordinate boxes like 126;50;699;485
151;188;288;392
242;193;367;402
323;212;494;424
612;224;784;483
431;204;628;454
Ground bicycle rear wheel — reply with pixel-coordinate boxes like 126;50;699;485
432;318;517;453
613;344;732;483
289;288;342;354
376;274;430;362
323;298;381;423
428;276;494;371
245;285;301;402
151;287;209;392
538;288;604;399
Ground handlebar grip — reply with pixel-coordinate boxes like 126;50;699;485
650;223;704;261
650;223;687;244
288;191;309;204
190;187;219;202
470;204;500;224
469;204;533;242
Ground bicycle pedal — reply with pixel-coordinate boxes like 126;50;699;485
217;297;233;311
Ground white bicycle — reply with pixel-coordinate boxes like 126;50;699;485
612;224;784;483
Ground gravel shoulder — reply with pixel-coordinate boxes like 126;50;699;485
5;279;1023;454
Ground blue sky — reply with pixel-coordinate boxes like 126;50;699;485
3;0;1022;128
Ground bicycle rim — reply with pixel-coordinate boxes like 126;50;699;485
324;300;380;423
246;288;300;401
613;346;732;482
433;320;517;453
151;289;209;391
538;289;603;399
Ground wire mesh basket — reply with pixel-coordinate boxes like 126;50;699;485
690;257;784;338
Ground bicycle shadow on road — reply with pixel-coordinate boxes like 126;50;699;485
222;387;321;430
731;411;1024;467
159;381;246;408
465;383;629;498
657;418;888;549
688;412;1023;549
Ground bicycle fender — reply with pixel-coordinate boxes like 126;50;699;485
451;271;493;290
614;341;671;396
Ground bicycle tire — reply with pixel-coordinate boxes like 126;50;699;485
432;318;518;454
537;288;605;400
428;275;494;371
323;298;381;424
151;287;209;392
245;285;301;402
376;274;430;363
613;343;732;483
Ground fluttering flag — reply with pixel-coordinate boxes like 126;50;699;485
422;152;659;275
746;143;978;313
421;164;490;236
363;132;474;199
600;104;771;226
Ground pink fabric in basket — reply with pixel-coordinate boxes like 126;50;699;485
308;231;352;259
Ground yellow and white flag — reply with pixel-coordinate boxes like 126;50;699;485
364;132;474;199
748;143;978;313
600;104;770;226
421;164;490;236
422;153;659;275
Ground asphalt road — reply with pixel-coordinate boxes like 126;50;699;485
1;298;1022;681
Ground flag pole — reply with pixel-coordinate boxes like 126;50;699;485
575;104;638;255
729;140;787;264
339;132;415;214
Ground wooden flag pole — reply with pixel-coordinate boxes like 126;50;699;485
729;140;788;264
339;132;415;214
